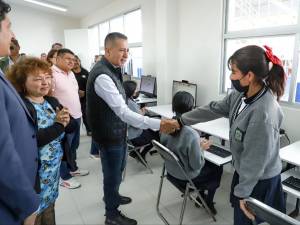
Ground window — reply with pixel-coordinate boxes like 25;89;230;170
110;16;124;33
88;25;100;69
99;21;109;48
227;0;299;31
124;47;143;77
88;9;143;77
223;0;300;104
124;9;142;43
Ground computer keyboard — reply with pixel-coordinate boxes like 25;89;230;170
208;145;231;158
282;176;300;191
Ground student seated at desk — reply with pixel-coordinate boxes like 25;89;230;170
123;80;159;162
160;91;223;215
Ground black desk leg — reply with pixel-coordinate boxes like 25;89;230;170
288;198;299;218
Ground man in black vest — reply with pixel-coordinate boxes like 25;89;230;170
86;32;178;225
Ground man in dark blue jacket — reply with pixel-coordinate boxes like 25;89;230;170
0;1;39;225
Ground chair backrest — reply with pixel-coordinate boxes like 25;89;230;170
245;198;300;225
152;140;194;185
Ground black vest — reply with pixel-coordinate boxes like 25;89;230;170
86;57;127;145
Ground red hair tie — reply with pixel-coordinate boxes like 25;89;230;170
263;45;283;67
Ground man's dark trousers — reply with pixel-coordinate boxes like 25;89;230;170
97;141;127;218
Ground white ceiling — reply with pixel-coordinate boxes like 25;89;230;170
8;0;114;18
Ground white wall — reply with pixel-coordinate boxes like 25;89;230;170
81;0;300;142
64;29;89;69
10;3;80;57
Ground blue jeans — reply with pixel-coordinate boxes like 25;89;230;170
60;118;81;180
90;139;99;155
97;141;127;218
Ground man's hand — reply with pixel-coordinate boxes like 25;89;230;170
240;199;255;221
79;90;85;98
160;119;180;133
23;212;37;225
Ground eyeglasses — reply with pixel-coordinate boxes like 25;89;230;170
62;56;75;62
31;75;53;82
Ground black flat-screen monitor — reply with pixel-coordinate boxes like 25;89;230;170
139;75;156;97
172;80;197;107
245;198;299;225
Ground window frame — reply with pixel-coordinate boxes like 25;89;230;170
221;0;300;106
88;8;143;77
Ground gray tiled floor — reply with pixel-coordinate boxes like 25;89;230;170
56;134;300;225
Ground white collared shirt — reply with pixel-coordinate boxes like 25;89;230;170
94;74;160;131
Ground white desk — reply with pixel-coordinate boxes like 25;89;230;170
281;169;300;198
280;141;300;199
136;94;157;104
147;104;232;166
280;141;300;167
147;104;174;118
191;118;229;141
203;146;232;166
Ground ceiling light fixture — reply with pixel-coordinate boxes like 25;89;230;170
24;0;67;12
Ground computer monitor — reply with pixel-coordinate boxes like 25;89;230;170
172;80;197;107
123;74;131;82
245;198;299;225
139;75;157;97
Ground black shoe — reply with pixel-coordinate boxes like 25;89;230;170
102;195;132;205
120;195;132;205
207;203;217;215
195;197;217;215
105;212;137;225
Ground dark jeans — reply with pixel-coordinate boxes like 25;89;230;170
97;141;127;218
230;172;286;225
35;203;56;225
60;118;81;180
90;139;99;155
130;129;159;156
80;100;91;133
167;161;223;205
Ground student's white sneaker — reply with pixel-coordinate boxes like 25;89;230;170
70;169;89;176
60;178;81;189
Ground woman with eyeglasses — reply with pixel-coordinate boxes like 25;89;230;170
6;57;77;225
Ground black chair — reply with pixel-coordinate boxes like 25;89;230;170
152;140;216;225
245;197;300;225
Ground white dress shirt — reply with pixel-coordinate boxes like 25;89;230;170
94;74;161;131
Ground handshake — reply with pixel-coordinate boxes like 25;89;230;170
159;119;180;133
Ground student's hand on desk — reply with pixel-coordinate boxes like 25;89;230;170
240;199;255;221
160;119;180;133
200;138;211;150
141;107;147;115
